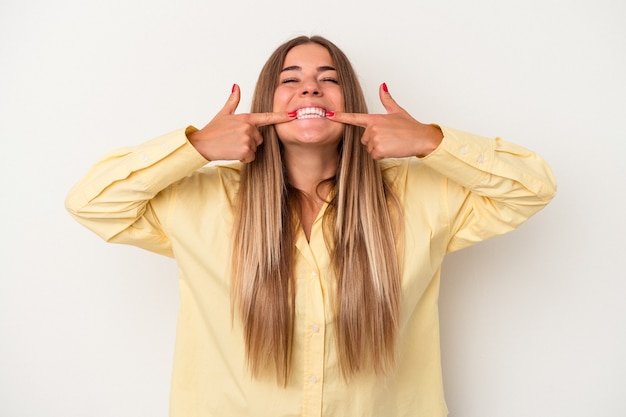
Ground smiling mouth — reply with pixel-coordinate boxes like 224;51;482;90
296;107;327;119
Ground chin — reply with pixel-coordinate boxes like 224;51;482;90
276;124;342;146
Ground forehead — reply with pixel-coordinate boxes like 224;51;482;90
283;43;335;68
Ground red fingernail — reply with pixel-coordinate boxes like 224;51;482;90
325;111;335;117
231;84;236;93
382;83;389;93
288;111;297;117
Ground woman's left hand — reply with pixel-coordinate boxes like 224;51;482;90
328;83;443;159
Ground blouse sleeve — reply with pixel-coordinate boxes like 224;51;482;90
64;127;209;257
419;126;557;253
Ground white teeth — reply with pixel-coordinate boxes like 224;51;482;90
296;107;326;119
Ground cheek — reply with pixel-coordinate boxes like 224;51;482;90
272;89;289;111
331;122;345;138
273;122;291;141
331;90;345;111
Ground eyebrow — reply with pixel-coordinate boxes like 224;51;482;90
280;65;337;73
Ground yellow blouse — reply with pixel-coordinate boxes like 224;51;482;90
66;126;556;417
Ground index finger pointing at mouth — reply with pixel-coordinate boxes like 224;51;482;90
248;112;296;127
326;112;372;128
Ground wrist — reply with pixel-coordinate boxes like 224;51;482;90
417;124;443;158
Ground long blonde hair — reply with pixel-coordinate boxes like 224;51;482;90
231;36;401;384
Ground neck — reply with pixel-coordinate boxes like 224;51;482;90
282;144;339;241
282;145;339;196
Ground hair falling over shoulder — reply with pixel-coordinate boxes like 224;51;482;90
231;35;401;385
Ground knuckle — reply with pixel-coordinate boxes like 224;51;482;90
243;125;257;138
234;123;248;134
370;145;384;160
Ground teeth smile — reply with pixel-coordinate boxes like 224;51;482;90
296;107;327;119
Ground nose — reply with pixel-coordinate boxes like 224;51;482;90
301;80;321;96
302;88;320;96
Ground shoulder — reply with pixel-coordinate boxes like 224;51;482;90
171;161;241;201
381;157;442;190
178;161;240;182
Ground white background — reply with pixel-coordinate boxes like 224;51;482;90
1;0;624;416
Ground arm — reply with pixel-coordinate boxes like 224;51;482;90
65;127;209;256
330;83;557;250
420;126;557;252
65;85;295;255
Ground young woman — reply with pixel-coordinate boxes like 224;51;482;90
66;35;556;417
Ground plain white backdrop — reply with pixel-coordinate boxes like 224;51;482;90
1;0;624;416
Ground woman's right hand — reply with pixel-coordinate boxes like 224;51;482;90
187;84;295;163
